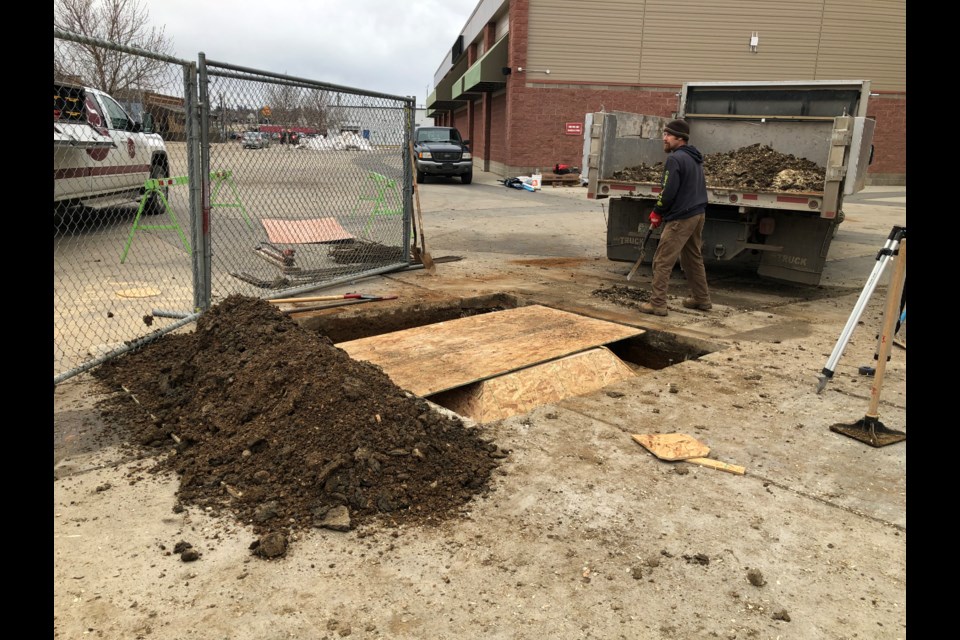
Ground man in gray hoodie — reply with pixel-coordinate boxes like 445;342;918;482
639;119;713;317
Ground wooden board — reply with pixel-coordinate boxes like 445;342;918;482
631;433;710;461
432;346;636;423
260;217;354;244
337;305;644;397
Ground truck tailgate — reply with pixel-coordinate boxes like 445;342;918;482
596;179;826;213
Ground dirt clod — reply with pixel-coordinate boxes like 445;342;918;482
747;568;767;586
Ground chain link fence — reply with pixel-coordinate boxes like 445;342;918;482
54;29;415;384
199;57;413;302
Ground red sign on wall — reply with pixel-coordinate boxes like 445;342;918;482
565;122;583;136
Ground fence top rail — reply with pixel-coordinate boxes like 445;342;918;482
202;57;416;105
54;27;194;67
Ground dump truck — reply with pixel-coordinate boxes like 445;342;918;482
586;80;875;285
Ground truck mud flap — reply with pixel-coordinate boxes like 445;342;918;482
757;213;835;285
606;198;656;262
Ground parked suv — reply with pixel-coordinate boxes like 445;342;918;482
413;126;472;184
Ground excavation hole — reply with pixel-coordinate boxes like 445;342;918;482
299;294;723;423
606;330;721;371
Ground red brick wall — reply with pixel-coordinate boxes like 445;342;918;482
502;85;680;170
490;93;507;161
865;93;906;184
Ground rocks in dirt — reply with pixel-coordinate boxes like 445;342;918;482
174;541;200;562
318;505;352;531
610;144;827;193
772;609;791;622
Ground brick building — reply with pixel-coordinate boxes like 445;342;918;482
427;0;906;185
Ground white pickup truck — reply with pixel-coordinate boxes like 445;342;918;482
54;81;170;216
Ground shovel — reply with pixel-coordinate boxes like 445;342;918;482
269;293;385;305
409;141;436;274
632;433;745;475
626;226;654;281
280;295;398;315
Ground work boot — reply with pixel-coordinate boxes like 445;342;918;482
682;298;712;311
639;302;668;316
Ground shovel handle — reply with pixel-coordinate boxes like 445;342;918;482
626;227;654;281
268;294;361;304
685;457;746;475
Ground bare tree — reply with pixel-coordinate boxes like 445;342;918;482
264;83;336;133
54;0;174;94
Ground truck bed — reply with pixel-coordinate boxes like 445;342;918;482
588;111;846;215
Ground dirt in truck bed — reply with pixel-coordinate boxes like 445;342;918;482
90;295;504;558
610;143;827;193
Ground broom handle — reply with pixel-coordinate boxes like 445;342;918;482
866;237;907;418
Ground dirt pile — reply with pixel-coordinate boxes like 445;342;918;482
92;295;504;555
610;143;826;192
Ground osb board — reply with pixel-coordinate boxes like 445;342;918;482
431;346;636;423
261;217;355;244
336;305;644;397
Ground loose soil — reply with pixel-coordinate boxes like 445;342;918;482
610;143;826;192
91;295;505;558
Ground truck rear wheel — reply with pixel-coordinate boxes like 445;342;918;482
144;164;169;216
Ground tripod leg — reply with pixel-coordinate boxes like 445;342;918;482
816;226;905;393
866;237;906;418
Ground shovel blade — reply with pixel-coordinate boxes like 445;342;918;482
632;433;710;460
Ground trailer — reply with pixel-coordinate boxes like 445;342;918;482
586;80;875;285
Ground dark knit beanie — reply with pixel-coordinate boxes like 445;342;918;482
664;119;690;141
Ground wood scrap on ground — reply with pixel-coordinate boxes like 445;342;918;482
632;433;746;475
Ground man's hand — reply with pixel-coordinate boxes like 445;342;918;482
649;212;662;229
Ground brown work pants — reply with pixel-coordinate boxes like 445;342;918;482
649;214;710;308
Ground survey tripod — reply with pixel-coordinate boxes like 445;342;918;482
817;225;906;394
817;225;906;447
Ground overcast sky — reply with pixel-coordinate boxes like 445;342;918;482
145;0;479;104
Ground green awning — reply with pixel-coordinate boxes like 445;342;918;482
459;36;508;95
427;71;468;112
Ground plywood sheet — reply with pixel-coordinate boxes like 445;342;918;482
337;305;644;397
432;346;636;423
261;217;355;244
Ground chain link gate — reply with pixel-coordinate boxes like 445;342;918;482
197;56;414;306
54;28;415;385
